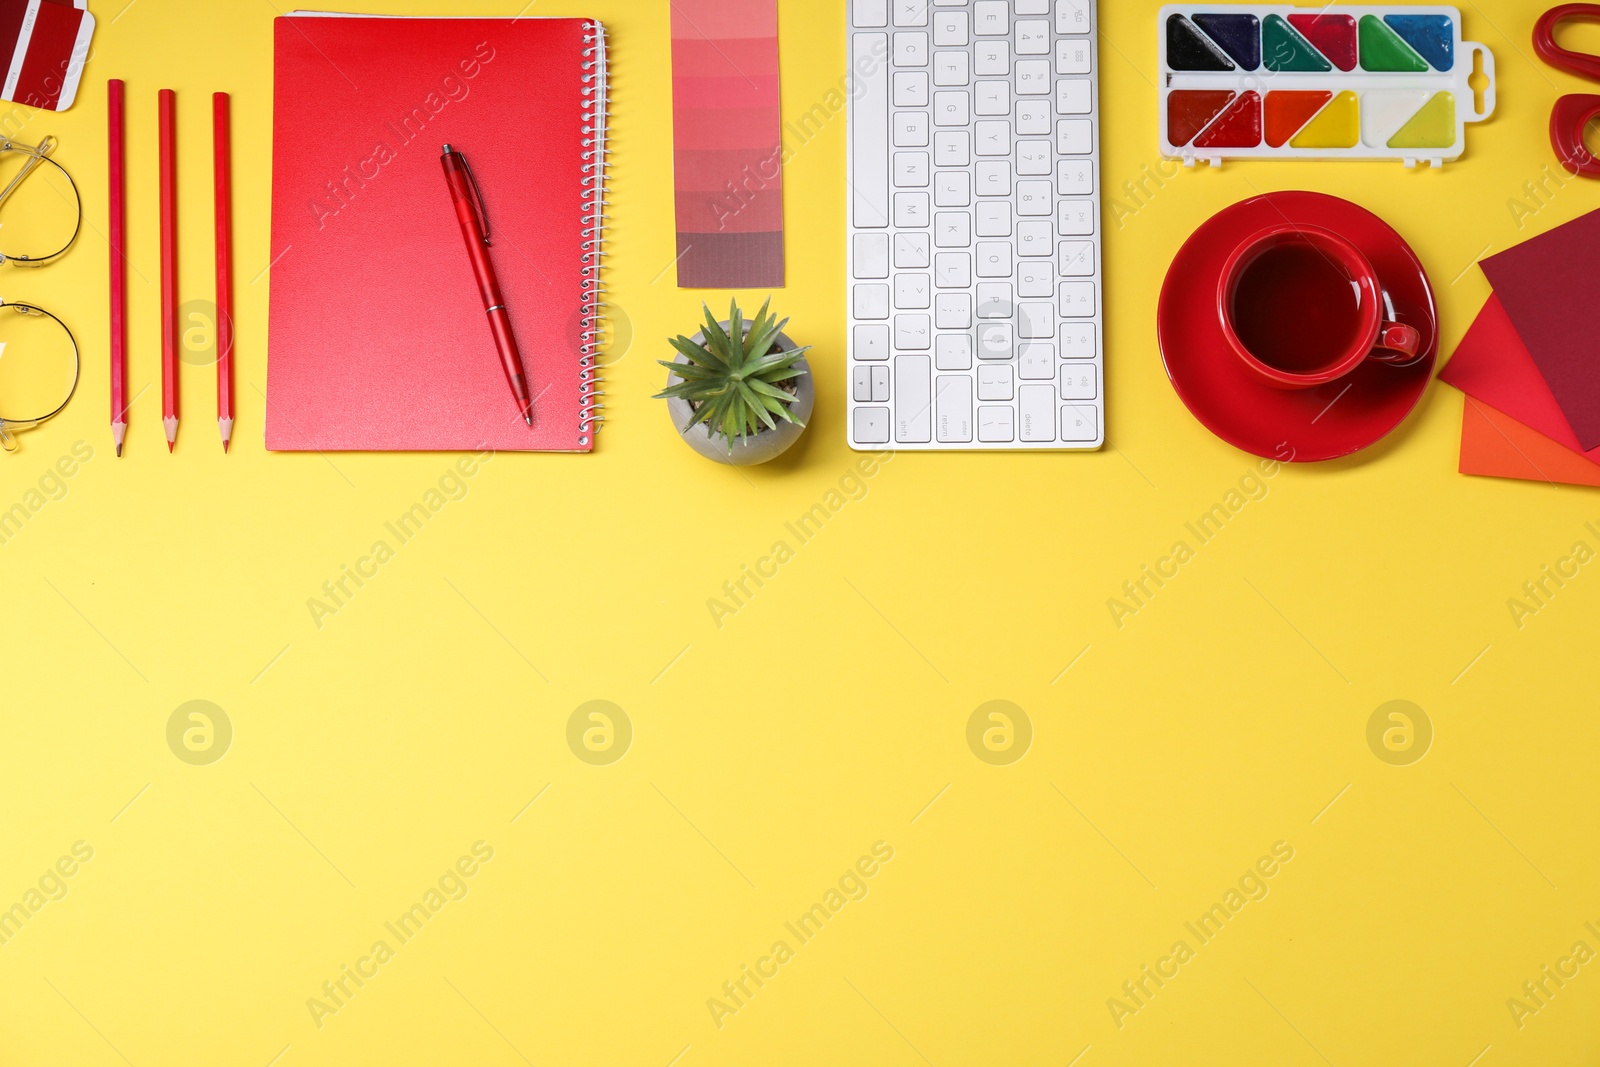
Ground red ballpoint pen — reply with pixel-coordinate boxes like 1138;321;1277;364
440;144;534;427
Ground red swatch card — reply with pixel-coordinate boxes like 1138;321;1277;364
1480;209;1600;451
1461;398;1600;489
0;0;93;112
670;0;785;288
1439;294;1600;468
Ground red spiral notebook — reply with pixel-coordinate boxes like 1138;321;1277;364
266;13;608;452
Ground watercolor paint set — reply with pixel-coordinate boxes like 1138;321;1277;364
1159;5;1495;167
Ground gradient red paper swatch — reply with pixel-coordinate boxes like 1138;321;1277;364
670;0;785;288
1439;294;1600;468
1480;208;1600;451
1461;398;1600;489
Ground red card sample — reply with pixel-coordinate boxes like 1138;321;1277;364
1439;294;1600;467
1480;208;1600;451
1461;398;1600;489
670;0;785;288
0;0;94;112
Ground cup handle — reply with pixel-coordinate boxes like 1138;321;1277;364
1368;321;1422;365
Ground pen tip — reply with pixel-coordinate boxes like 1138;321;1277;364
524;413;534;426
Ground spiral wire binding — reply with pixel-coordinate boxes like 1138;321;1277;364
578;20;610;446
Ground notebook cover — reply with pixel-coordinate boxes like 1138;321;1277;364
0;0;94;111
1479;208;1600;451
1438;294;1600;468
267;15;601;451
1461;397;1600;489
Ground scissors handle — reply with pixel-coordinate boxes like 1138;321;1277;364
1536;4;1600;80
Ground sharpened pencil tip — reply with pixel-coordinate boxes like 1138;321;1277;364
167;440;175;453
116;444;123;458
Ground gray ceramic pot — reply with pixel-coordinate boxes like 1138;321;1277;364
666;322;814;466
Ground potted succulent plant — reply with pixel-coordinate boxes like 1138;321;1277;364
656;299;814;466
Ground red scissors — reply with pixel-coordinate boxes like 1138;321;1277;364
1535;4;1600;177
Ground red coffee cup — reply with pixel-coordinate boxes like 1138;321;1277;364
1217;224;1421;390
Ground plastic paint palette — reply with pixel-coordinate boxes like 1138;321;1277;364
1159;5;1495;167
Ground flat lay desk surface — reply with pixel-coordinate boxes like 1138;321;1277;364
4;2;1599;1064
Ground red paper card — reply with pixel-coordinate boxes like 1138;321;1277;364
1438;294;1600;468
0;0;93;112
1480;208;1600;450
1461;398;1600;489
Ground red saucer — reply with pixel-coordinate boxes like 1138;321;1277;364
1157;192;1438;462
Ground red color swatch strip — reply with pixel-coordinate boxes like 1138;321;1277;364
670;0;784;288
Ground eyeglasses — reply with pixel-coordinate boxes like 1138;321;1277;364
0;137;81;450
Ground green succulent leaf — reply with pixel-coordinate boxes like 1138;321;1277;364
656;299;810;447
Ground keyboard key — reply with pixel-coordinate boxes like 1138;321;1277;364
975;120;1012;156
855;0;888;28
894;151;930;187
973;1;1009;35
853;233;890;278
976;201;1012;236
933;50;970;85
933;11;968;45
1017;0;1049;11
1058;119;1095;155
854;284;890;319
935;211;972;246
851;33;891;228
1059;199;1096;234
933;90;971;126
1061;322;1096;359
1061;404;1098;442
936;332;973;369
1017;220;1052;256
975;242;1013;278
1017;19;1051;53
1016;59;1051;95
1016;140;1052;175
979;405;1016;442
1060;240;1096;276
1057;0;1093;34
895;232;931;267
1018;302;1055;338
1020;341;1055;378
977;282;1014;317
894;356;933;442
935;252;972;288
976;160;1012;196
1017;100;1052;135
894;31;929;65
936;375;973;442
855;406;890;443
1020;385;1056;441
1058;80;1092;114
934;170;971;206
975;80;1011;115
978;321;1014;358
853;366;873;401
1061;362;1098;400
895;313;933;349
1060;281;1096;317
895;273;932;309
894;111;930;146
1058;160;1095;195
975;40;1010;75
894;192;930;227
1057;38;1093;74
934;130;971;166
1018;259;1054;296
935;293;972;328
978;363;1014;400
855;324;891;360
1017;179;1052;215
894;71;929;106
893;0;930;26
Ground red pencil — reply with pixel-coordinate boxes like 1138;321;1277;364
214;92;234;453
159;88;178;451
108;80;128;457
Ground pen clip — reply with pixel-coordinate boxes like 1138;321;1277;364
458;151;492;246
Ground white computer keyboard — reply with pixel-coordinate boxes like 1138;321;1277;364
847;0;1103;451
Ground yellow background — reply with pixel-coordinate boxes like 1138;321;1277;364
3;0;1599;1064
